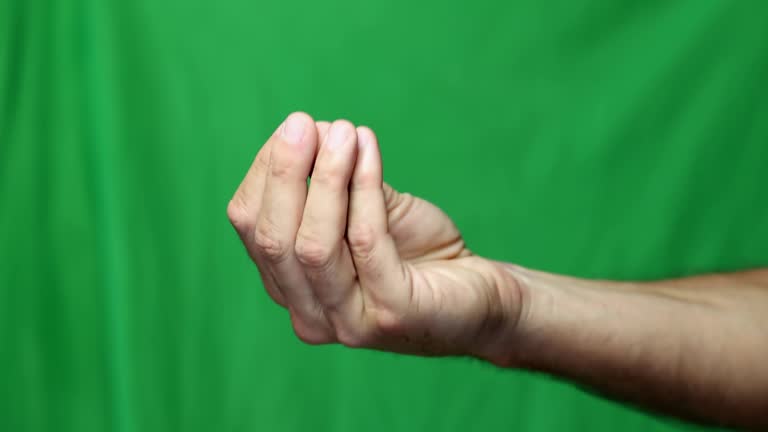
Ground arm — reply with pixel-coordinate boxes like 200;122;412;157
228;113;767;430
486;266;768;429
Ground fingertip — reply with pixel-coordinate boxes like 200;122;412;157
331;119;357;135
267;119;285;141
268;112;318;179
356;126;377;147
281;112;317;147
316;121;332;139
352;126;382;186
285;111;315;124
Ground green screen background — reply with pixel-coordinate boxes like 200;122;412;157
1;1;766;431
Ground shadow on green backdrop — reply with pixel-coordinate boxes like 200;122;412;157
1;1;766;431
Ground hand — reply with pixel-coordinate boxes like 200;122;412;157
227;112;524;359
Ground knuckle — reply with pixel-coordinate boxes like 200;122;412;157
292;319;334;345
336;327;370;349
382;182;395;197
334;308;397;348
294;328;333;345
253;221;290;262
387;192;416;225
372;308;405;337
263;286;287;308
269;158;293;179
383;186;407;210
294;235;335;269
310;166;347;189
269;144;299;179
226;198;249;232
332;310;378;349
254;151;270;172
347;223;377;258
351;170;380;190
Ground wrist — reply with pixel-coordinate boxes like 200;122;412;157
469;260;536;367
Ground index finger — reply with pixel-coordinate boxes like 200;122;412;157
228;121;284;237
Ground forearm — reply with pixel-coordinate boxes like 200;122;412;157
486;265;768;428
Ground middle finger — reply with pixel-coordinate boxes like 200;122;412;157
296;120;359;328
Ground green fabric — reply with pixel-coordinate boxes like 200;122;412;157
1;1;766;431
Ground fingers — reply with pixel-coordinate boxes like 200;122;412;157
254;112;333;341
228;121;283;238
231;114;404;346
316;121;331;141
348;126;408;313
229;119;327;237
296;120;362;332
228;121;286;306
229;120;333;308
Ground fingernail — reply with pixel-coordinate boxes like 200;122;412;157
282;113;307;145
357;126;373;149
357;128;367;147
327;121;351;150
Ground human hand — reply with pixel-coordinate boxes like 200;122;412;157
227;112;523;359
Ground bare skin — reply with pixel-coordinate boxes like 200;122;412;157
227;112;768;429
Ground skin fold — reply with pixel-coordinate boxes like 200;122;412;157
228;112;768;430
